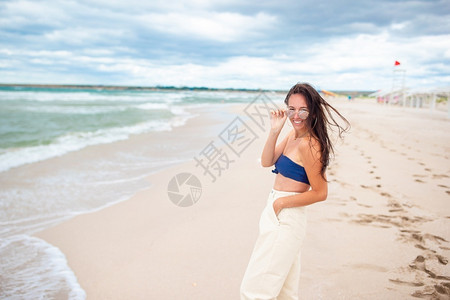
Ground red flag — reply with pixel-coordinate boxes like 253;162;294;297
394;61;401;66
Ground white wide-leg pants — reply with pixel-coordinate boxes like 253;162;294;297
240;189;307;300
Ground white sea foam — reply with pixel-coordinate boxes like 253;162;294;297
0;235;86;300
0;90;95;102
135;102;170;110
0;212;75;237
0;112;193;173
20;104;131;114
18;100;176;114
0;90;190;103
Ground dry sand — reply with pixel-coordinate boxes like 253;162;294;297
35;97;450;299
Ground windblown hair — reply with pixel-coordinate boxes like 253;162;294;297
284;83;350;179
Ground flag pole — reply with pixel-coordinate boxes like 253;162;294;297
392;61;406;106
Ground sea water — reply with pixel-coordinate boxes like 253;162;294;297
0;86;261;299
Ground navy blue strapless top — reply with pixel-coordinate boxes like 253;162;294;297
272;154;310;184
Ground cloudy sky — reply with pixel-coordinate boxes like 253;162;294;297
1;0;449;90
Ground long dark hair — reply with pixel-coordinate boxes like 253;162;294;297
284;83;350;179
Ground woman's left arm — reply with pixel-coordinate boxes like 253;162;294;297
273;139;328;214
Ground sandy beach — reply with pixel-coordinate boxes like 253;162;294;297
34;97;450;299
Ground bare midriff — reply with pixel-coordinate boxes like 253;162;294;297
273;173;310;193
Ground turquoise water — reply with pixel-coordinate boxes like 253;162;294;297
0;87;256;172
0;93;171;148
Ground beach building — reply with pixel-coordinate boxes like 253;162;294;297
370;87;450;118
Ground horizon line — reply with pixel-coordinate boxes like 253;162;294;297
0;83;377;94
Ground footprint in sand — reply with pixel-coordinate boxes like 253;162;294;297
353;213;397;228
389;278;424;287
409;255;427;272
433;174;450;179
412;283;450;298
359;183;380;190
387;199;410;212
409;233;447;245
408;255;450;298
436;255;448;265
381;192;392;198
398;231;448;258
436;184;450;195
391;252;450;298
413;174;427;183
354;211;431;230
339;212;352;218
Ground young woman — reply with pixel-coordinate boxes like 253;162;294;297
240;83;349;300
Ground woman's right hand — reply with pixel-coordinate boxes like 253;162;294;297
270;109;287;132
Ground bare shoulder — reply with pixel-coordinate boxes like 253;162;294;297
299;136;321;161
281;129;295;146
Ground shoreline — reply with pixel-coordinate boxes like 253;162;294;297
1;101;248;299
32;98;450;299
0;103;237;235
